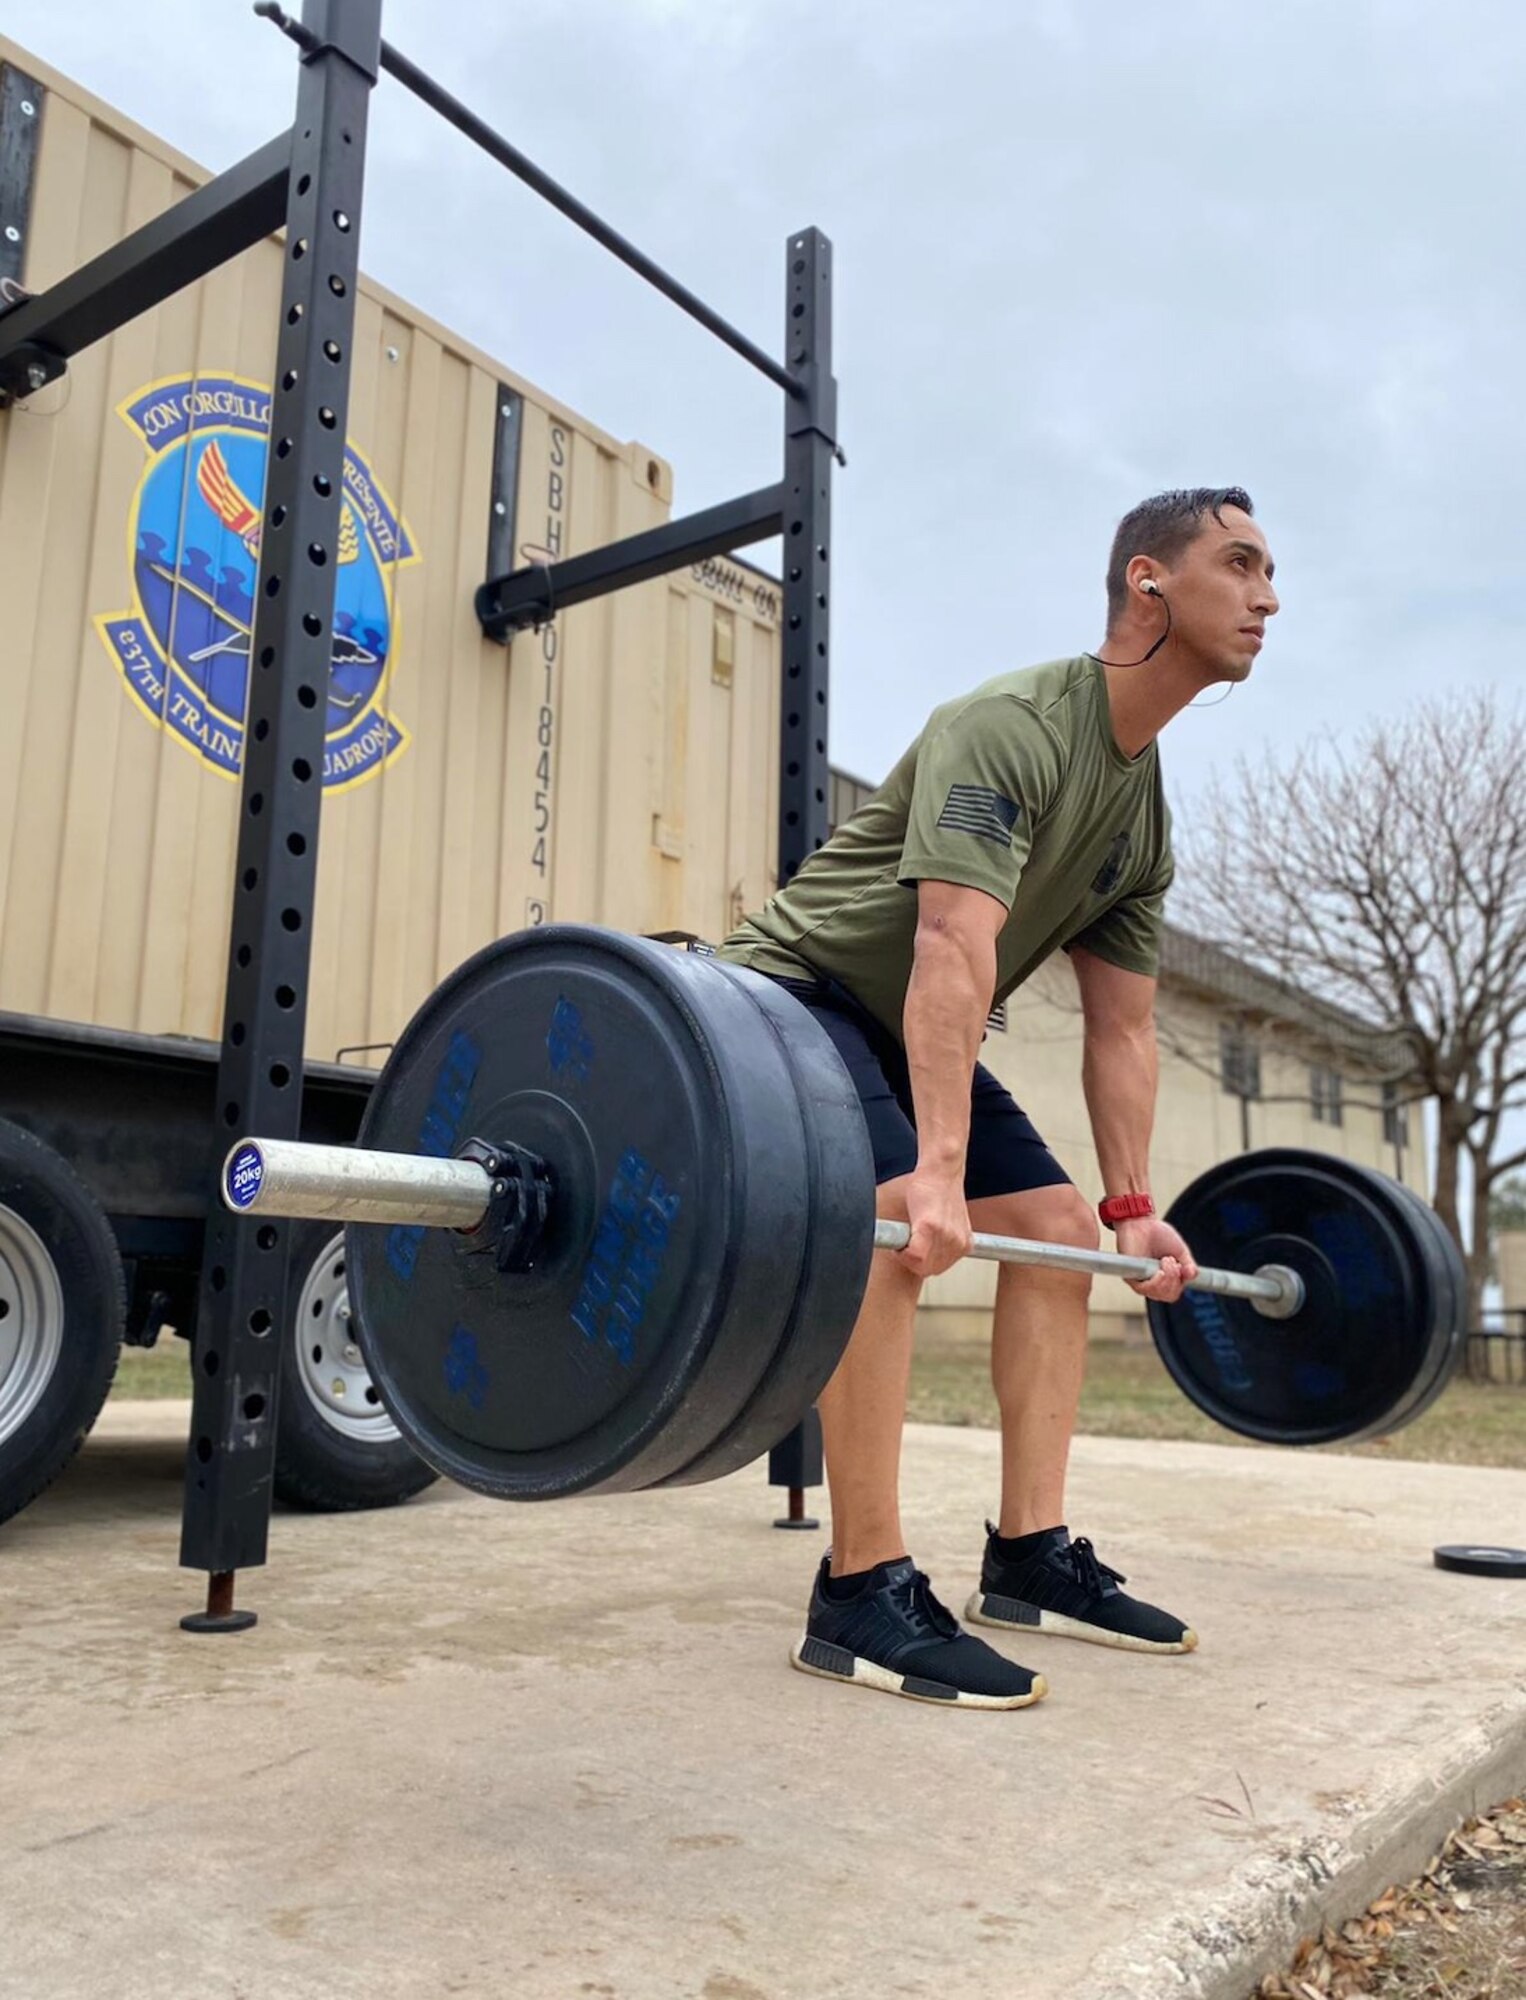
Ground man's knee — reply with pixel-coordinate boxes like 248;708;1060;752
1045;1188;1103;1256
978;1185;1101;1258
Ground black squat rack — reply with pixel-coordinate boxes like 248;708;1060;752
0;0;838;1625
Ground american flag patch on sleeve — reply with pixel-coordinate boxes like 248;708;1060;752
936;784;1021;847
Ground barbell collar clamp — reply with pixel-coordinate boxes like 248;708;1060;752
455;1136;557;1272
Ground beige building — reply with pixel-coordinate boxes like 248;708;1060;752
828;770;1429;1339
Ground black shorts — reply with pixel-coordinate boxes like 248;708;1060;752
766;976;1072;1199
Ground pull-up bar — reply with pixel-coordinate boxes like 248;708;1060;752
254;2;799;397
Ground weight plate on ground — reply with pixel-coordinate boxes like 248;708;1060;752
1147;1149;1435;1446
1433;1545;1526;1578
347;927;864;1499
655;964;876;1487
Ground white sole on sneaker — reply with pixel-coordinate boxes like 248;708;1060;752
965;1594;1198;1655
790;1634;1048;1708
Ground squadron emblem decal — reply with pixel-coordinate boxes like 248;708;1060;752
96;373;417;790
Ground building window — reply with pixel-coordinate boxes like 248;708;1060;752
986;1002;1008;1034
1310;1064;1344;1128
1382;1080;1409;1148
1220;1023;1261;1100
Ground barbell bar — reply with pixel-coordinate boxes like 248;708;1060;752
224;1136;1306;1318
869;1221;1304;1315
212;924;1465;1498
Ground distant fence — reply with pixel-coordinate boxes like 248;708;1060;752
1466;1310;1526;1385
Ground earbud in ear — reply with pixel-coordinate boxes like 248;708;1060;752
1141;579;1162;597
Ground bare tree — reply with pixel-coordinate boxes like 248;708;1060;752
1173;690;1526;1321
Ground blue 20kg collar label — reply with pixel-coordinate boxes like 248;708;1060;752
226;1143;265;1210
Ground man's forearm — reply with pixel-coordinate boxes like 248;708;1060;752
1081;1020;1159;1196
903;928;997;1175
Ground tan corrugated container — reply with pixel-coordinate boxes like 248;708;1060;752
0;36;779;1061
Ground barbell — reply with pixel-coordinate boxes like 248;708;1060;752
226;1144;1310;1305
220;925;1466;1499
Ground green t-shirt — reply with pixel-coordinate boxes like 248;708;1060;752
718;655;1173;1038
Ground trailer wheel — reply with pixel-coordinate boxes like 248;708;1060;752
0;1118;125;1528
273;1222;438;1511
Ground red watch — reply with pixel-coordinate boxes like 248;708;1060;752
1099;1191;1155;1229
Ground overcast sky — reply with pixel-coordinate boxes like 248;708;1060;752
14;0;1526;811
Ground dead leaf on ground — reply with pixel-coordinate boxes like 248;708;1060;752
1248;1793;1526;2000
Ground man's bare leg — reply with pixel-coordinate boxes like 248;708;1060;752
970;1184;1099;1536
797;1173;1051;1706
815;1174;922;1577
968;1183;1197;1652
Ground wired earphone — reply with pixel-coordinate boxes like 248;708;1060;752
1089;577;1235;707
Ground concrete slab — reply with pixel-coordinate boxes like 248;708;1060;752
2;1402;1524;2000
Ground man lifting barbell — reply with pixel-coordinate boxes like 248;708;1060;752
716;486;1280;1708
223;488;1457;1678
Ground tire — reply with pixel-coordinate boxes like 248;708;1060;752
273;1220;438;1511
0;1118;125;1528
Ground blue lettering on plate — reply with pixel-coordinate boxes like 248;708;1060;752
225;1142;265;1209
386;1223;422;1282
385;1029;482;1282
444;1324;490;1410
1184;1291;1255;1394
570;1147;681;1368
547;995;596;1084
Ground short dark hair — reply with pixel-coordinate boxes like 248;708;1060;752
1105;487;1254;626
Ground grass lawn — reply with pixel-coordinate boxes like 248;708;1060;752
908;1336;1526;1470
112;1343;198;1400
116;1330;1525;1468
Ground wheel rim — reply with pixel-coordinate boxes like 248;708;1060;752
0;1201;66;1448
292;1232;401;1445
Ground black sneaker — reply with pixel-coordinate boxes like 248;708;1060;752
965;1525;1197;1655
791;1555;1047;1709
